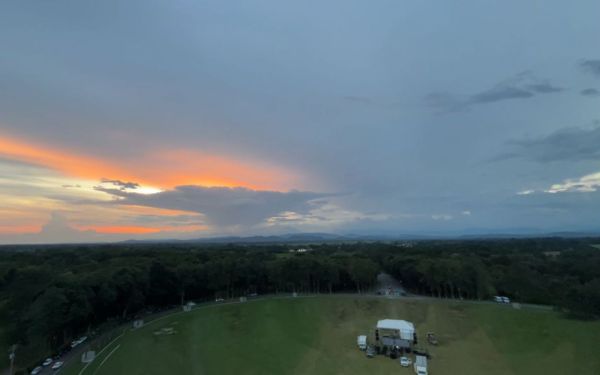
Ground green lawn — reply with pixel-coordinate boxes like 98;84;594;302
62;296;600;375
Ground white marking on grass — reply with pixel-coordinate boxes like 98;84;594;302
78;330;125;375
91;344;121;375
76;295;320;373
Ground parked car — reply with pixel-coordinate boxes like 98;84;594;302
31;366;43;375
501;296;511;304
215;298;225;302
400;356;412;367
71;335;88;348
51;361;64;370
43;357;53;366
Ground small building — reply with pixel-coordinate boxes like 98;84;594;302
183;301;196;312
376;319;416;349
81;351;96;363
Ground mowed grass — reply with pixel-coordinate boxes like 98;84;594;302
64;296;600;375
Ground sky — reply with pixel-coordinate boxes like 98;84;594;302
1;0;600;243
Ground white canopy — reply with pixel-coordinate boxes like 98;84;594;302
376;319;415;340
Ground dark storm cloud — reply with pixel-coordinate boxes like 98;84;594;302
498;126;600;163
580;88;600;97
426;72;563;113
95;185;330;227
580;59;600;76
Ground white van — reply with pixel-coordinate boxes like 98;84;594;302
357;335;367;350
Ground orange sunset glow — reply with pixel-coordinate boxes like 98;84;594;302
0;134;301;191
74;224;208;234
0;133;308;239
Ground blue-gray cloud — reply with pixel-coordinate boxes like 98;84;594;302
580;59;600;77
426;72;563;113
498;126;600;163
581;88;600;97
95;185;332;228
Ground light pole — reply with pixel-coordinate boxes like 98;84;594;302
8;344;16;375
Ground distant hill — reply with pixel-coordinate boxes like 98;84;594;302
119;230;600;245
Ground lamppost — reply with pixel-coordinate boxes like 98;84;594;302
8;344;16;375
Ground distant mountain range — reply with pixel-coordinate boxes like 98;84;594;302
121;230;600;244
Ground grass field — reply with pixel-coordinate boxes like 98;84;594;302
62;296;600;375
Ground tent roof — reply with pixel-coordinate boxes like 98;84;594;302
376;319;414;332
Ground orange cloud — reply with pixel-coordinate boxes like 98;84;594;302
0;134;303;191
0;225;42;234
75;224;207;234
0;135;138;184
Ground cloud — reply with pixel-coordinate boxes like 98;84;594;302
580;59;600;77
0;134;304;191
426;71;563;113
432;214;453;221
544;171;600;193
517;190;534;196
581;88;600;97
498;125;600;163
265;201;390;230
96;185;332;228
471;86;533;104
100;178;140;190
526;82;564;93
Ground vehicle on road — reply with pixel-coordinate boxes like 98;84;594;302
43;357;53;366
51;361;64;370
31;366;43;375
215;298;225;302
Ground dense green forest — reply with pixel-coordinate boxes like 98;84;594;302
1;237;600;370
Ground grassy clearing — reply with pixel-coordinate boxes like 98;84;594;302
62;296;600;375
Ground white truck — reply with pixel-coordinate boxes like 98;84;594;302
357;335;367;350
414;355;428;375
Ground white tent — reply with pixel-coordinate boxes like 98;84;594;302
376;319;415;341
